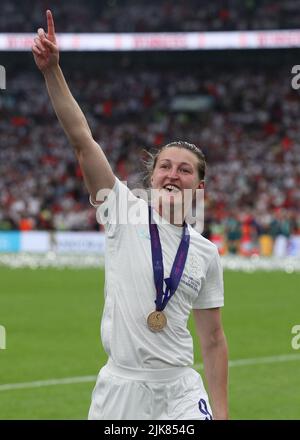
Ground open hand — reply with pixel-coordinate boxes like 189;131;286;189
32;10;59;73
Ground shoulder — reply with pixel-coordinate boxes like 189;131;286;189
105;178;148;207
188;227;222;277
188;226;219;257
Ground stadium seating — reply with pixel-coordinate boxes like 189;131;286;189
1;0;300;33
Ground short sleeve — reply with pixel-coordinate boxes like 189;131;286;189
193;247;224;309
92;178;148;237
94;178;125;235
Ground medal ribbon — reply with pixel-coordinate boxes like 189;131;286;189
148;207;190;312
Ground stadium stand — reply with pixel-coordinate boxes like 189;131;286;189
1;0;300;33
1;1;300;256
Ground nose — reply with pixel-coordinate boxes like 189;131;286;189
167;166;179;179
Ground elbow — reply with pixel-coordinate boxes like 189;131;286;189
70;130;93;154
202;328;227;351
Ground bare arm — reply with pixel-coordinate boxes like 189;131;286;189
32;10;115;201
193;308;228;420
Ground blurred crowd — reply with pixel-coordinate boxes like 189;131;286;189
2;0;300;33
1;61;300;257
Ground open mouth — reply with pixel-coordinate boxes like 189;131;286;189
162;184;181;193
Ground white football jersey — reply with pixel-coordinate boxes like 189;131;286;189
96;178;224;369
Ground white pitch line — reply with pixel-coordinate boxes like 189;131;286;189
1;353;300;392
0;375;97;392
195;353;300;369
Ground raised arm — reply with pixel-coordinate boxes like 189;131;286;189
32;10;115;202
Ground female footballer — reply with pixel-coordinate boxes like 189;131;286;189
32;10;228;420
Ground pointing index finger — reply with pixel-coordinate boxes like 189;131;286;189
46;9;56;39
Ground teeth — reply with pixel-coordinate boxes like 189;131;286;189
164;185;180;192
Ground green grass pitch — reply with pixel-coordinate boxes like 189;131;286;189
0;267;300;419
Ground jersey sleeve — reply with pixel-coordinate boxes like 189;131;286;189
93;178;148;237
193;246;224;309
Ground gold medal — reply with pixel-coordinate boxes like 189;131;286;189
147;311;167;332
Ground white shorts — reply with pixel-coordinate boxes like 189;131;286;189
88;359;213;420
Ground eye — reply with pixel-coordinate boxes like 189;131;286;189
180;168;191;174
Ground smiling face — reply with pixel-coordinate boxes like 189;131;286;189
150;146;204;223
